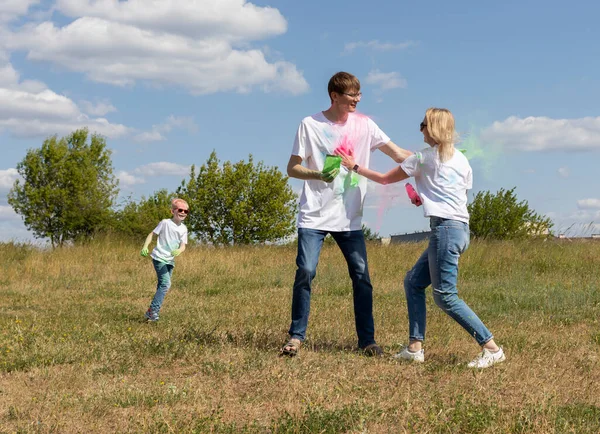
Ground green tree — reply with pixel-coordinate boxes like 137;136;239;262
8;129;118;247
177;151;297;245
111;189;176;240
468;187;553;240
362;224;380;241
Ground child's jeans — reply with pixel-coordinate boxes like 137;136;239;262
149;258;174;313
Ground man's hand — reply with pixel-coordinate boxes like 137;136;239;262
320;167;339;183
140;248;149;257
172;249;181;257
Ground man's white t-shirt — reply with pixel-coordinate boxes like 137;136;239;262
150;219;188;265
292;112;390;231
400;146;472;223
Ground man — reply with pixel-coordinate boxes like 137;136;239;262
281;71;412;357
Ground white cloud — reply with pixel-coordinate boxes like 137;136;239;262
0;114;131;139
55;0;287;42
117;170;145;187
558;167;570;178
80;99;117;116
134;131;165;142
344;40;415;53
135;162;191;177
577;199;600;210
0;0;39;22
0;204;19;220
0;62;19;86
0;57;47;91
134;115;197;142
117;162;191;187
365;70;407;92
0;209;37;243
5;1;308;96
0;87;80;120
479;116;600;152
0;57;131;138
0;168;20;191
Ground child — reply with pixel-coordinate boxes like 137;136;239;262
140;198;189;322
336;107;505;369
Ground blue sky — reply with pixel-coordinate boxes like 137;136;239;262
1;0;600;243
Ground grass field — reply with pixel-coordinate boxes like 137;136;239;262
1;238;599;433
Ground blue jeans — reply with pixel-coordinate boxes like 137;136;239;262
403;217;493;346
288;228;376;348
149;259;174;314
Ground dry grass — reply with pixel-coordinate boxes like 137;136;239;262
1;238;599;433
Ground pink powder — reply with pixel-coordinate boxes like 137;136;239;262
334;135;354;156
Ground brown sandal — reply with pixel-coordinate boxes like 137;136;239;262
280;338;302;357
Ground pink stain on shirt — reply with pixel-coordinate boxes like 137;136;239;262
334;134;354;156
329;112;374;191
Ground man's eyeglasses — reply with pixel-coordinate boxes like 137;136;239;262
420;122;427;132
175;208;189;214
342;92;362;99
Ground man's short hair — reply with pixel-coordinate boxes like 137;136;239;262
328;72;360;100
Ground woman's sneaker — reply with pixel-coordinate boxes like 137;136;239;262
467;347;505;369
392;347;424;363
144;309;159;322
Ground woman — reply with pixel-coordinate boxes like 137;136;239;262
336;107;505;368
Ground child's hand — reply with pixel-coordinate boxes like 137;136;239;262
172;249;181;257
140;248;149;257
320;167;339;183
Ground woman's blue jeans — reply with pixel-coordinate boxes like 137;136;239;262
149;258;174;314
403;217;493;346
288;228;376;349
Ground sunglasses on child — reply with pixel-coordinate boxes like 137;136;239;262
174;208;189;214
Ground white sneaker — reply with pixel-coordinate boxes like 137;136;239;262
392;347;424;363
467;347;505;369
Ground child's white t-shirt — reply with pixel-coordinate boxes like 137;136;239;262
292;112;390;231
400;145;472;223
150;219;188;265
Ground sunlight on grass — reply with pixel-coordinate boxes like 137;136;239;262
1;239;599;432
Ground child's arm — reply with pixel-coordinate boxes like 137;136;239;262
172;243;186;257
336;149;410;185
140;232;154;257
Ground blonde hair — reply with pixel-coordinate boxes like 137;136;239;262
424;107;456;163
171;198;189;210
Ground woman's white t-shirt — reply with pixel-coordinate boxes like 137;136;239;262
292;112;390;231
400;146;472;223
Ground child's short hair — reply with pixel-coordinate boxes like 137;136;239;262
171;198;189;209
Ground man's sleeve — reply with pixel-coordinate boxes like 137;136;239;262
368;118;391;151
291;121;310;160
